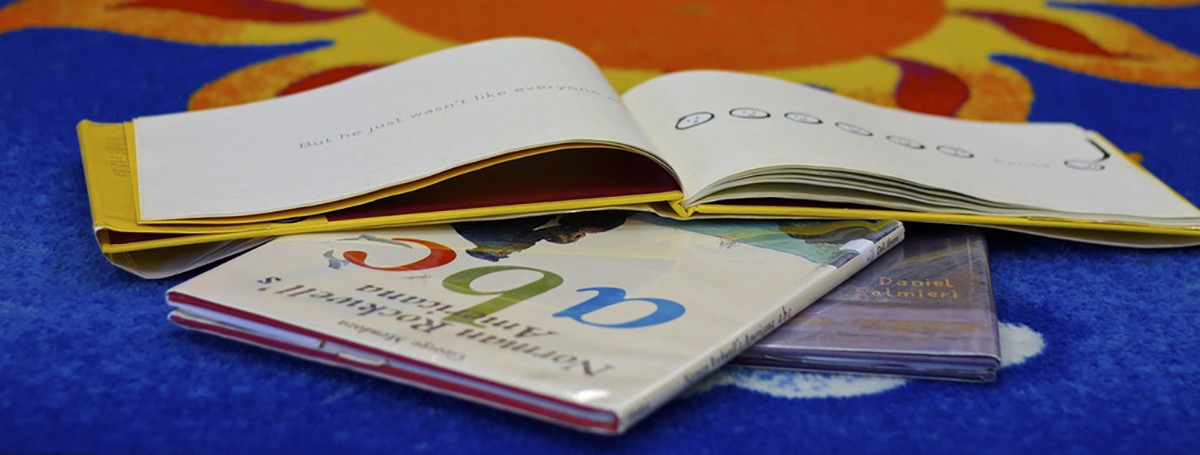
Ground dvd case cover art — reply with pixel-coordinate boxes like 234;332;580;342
733;225;1001;382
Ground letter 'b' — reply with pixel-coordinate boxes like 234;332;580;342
554;287;684;329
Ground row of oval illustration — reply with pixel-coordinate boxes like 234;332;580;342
675;109;1112;170
675;109;976;159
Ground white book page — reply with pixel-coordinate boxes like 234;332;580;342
134;38;659;221
622;71;1200;220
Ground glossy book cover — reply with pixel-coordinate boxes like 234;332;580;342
164;213;902;434
734;226;1000;382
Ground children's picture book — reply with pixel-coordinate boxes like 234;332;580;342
733;225;1000;382
163;213;902;434
77;38;1200;276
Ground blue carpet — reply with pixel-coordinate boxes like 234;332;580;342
2;3;1199;454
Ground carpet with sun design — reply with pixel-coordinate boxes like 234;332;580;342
3;1;1200;453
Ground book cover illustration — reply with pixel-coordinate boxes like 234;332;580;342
734;225;1000;382
164;213;902;434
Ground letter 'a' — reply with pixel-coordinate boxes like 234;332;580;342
554;287;684;329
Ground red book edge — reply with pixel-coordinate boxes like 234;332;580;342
167;292;622;435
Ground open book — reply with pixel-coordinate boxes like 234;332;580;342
77;38;1200;276
164;214;903;434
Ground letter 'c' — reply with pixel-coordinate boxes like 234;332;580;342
343;238;457;271
554;287;685;329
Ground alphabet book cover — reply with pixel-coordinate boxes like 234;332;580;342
164;213;902;434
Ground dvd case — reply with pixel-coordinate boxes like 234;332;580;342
734;225;1000;382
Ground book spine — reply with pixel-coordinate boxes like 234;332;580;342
618;221;906;431
75;121;127;237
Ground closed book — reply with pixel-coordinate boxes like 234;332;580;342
165;213;902;434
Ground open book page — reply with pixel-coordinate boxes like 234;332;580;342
134;38;661;221
621;71;1200;222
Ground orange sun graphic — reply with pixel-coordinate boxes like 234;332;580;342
2;0;1199;121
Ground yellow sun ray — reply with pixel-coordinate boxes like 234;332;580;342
949;0;1200;88
0;0;388;45
883;13;1045;121
188;12;454;109
762;59;905;110
1030;13;1200;87
4;0;1199;122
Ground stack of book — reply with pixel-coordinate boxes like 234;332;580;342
76;38;1200;434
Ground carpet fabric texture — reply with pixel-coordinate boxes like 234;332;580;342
2;1;1199;453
